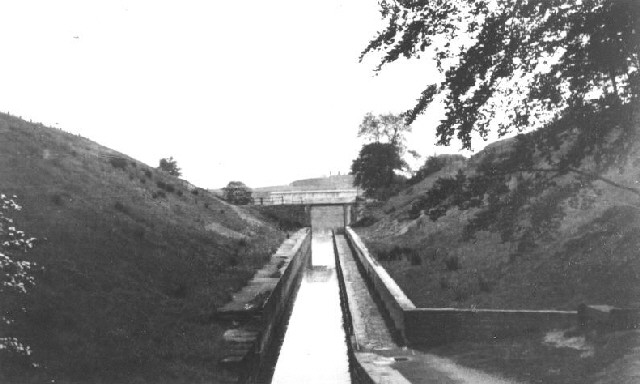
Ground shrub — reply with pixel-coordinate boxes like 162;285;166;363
409;155;447;185
156;181;175;193
158;156;181;176
351;216;377;227
109;157;128;170
114;201;129;214
144;169;152;178
409;252;422;266
152;190;167;199
444;255;461;271
222;181;252;205
204;203;209;209
176;190;183;197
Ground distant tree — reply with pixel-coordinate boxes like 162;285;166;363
351;142;407;200
222;181;252;205
358;112;412;149
158;157;181;177
409;155;448;185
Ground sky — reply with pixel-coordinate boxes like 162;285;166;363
0;0;486;189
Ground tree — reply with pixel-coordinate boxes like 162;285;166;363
351;142;407;199
358;112;412;148
222;181;252;205
158;157;181;177
361;0;639;150
0;194;38;371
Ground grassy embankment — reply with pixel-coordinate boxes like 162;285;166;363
0;113;284;384
354;102;640;383
355;102;640;310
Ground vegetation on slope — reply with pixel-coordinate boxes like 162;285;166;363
0;113;284;384
355;101;640;310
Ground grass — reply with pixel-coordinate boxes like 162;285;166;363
354;105;640;311
423;329;640;384
0;113;285;383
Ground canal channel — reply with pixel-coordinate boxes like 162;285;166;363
268;230;351;383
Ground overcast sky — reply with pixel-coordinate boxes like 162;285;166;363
0;0;484;188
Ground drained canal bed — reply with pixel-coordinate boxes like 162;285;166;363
270;230;351;384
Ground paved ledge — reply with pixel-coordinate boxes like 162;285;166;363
218;228;311;368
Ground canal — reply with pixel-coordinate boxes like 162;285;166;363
270;230;351;384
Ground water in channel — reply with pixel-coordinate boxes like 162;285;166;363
270;230;351;384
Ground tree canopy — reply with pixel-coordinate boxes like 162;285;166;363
351;142;407;199
158;157;181;177
362;0;639;150
222;181;252;205
358;112;412;148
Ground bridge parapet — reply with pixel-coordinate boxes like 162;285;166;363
252;189;360;206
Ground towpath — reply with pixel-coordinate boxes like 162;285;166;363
335;235;519;384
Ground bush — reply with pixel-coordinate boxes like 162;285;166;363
158;156;181;176
114;202;129;214
222;181;252;205
152;190;167;199
409;252;422;266
109;156;128;170
156;181;175;193
144;169;152;178
444;255;461;271
409;155;447;185
351;216;378;227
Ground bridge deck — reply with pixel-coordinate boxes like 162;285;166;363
252;189;360;206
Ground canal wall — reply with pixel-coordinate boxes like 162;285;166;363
257;228;312;355
344;227;415;343
219;228;311;381
344;227;578;347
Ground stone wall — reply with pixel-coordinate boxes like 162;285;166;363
257;229;312;355
405;308;576;346
345;227;415;342
345;227;578;347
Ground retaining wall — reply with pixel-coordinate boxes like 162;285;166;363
405;308;576;346
345;227;578;347
345;227;415;343
257;228;312;355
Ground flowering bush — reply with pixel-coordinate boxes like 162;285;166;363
0;193;37;359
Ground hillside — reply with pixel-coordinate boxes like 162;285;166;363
0;113;284;384
355;101;640;311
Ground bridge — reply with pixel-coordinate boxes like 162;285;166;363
252;189;359;206
251;188;362;229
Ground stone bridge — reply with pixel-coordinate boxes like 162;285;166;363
251;189;361;229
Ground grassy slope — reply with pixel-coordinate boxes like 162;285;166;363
355;105;640;311
0;114;284;383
